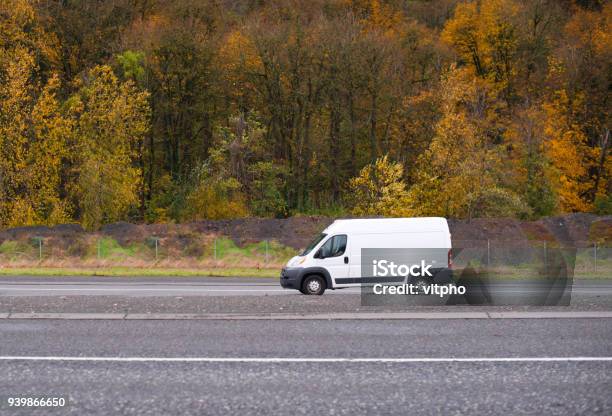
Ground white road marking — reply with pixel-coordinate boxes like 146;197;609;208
0;288;287;292
0;356;611;363
2;311;612;320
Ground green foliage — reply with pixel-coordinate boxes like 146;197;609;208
144;174;177;223
0;240;21;255
248;162;288;218
524;160;558;218
594;195;612;215
211;238;296;262
468;186;532;219
116;50;145;83
0;239;38;261
93;237;138;259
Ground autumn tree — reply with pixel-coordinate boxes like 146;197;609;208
505;105;558;217
441;0;522;102
547;3;611;208
67;66;150;229
0;0;65;227
27;75;73;225
409;67;529;219
0;46;34;226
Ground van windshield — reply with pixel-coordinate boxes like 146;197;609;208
300;233;327;256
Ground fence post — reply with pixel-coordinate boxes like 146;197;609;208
97;239;101;260
33;236;43;262
486;239;490;267
155;238;159;261
544;241;547;272
594;243;597;273
213;238;217;260
265;240;269;264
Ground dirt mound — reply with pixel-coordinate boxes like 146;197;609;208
448;218;528;243
0;223;84;240
590;217;612;242
0;214;608;250
447;213;611;247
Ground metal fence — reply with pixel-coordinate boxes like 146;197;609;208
0;237;610;277
0;236;298;268
452;240;611;279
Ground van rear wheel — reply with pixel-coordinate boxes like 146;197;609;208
302;275;326;295
410;276;431;295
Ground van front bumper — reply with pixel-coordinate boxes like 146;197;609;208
280;267;302;290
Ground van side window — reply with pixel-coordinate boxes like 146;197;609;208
318;235;347;258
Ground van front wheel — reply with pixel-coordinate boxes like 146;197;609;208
302;275;326;295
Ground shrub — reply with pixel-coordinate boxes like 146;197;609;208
347;155;411;217
182;177;249;221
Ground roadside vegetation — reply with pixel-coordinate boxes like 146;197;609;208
1;1;609;277
0;267;280;278
0;236;296;277
0;0;610;232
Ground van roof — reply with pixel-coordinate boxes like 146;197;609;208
323;217;449;234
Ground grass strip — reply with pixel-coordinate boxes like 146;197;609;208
0;267;279;278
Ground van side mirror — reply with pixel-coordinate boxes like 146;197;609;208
314;250;323;259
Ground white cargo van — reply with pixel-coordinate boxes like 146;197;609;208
280;217;452;295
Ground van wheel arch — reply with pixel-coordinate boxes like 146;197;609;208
298;268;333;290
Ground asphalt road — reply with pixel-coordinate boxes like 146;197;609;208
1;319;611;415
1;276;612;296
2;276;612;314
0;276;308;296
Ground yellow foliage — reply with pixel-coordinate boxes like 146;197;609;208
218;30;263;101
28;74;73;224
442;0;521;87
219;30;262;74
68;65;151;230
565;3;612;58
363;0;406;38
408;66;523;219
542;90;593;212
0;46;35;226
348;155;412;217
6;198;38;228
182;179;249;221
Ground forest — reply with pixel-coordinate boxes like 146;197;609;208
0;0;610;229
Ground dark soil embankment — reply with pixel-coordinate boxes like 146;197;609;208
0;213;610;251
449;213;611;247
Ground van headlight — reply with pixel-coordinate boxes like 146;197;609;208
287;256;306;267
